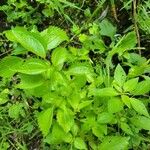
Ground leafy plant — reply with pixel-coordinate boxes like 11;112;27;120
0;1;150;149
0;22;149;149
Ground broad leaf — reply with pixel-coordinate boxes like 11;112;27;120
131;116;150;130
68;92;81;110
6;27;46;58
0;56;23;78
5;30;17;42
128;65;146;78
41;26;69;50
17;74;45;89
108;97;123;113
67;63;94;82
92;124;107;138
68;63;93;75
90;87;119;97
123;78;139;92
74;137;87;150
113;31;137;55
25;80;51;97
114;64;126;87
97;112;115;124
37;107;53;137
130;98;149;117
131;79;150;95
124;53;146;66
14;58;49;74
121;95;131;108
99;19;116;40
57;107;74;133
72;75;87;89
0;89;9;105
99;136;129;150
120;122;133;135
44;123;72;144
9;103;25;119
12;45;27;55
78;100;93;110
51;47;68;70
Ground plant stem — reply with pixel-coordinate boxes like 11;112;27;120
133;0;141;55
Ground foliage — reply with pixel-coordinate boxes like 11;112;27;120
0;0;80;26
137;0;150;34
0;0;150;149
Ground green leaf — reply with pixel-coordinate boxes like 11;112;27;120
68;63;93;75
74;137;87;150
67;63;94;82
128;65;147;78
0;56;23;78
25;80;51;97
45;123;72;144
78;100;93;110
114;64;126;87
5;30;17;42
121;95;131;108
41;26;69;50
51;47;68;70
17;74;45;89
108;97;123;113
90;87;119;97
131;116;150;130
71;123;79;136
0;89;9;105
123;78;139;92
6;27;46;58
99;19;116;40
99;136;129;150
15;58;49;75
124;53;146;66
37;107;53;137
97;112;114;124
12;45;27;55
131;79;150;95
130;98;149;117
120;122;133;135
9;103;25;119
72;75;87;89
68;92;81;110
113;31;137;55
92;124;107;138
57;107;74;133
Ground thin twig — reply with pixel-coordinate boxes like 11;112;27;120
0;49;12;57
133;0;141;55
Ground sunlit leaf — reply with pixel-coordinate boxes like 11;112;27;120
131;116;150;130
114;64;126;87
17;74;45;89
41;26;69;50
108;97;123;113
90;87;119;97
14;58;49;74
100;19;116;40
37;107;53;136
123;78;139;92
5;27;46;58
51;47;68;70
0;56;23;78
130;98;149;117
57;107;74;133
74;137;87;150
99;136;129;150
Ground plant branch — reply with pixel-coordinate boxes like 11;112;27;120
133;0;141;55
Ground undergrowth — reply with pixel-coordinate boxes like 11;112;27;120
0;0;150;149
